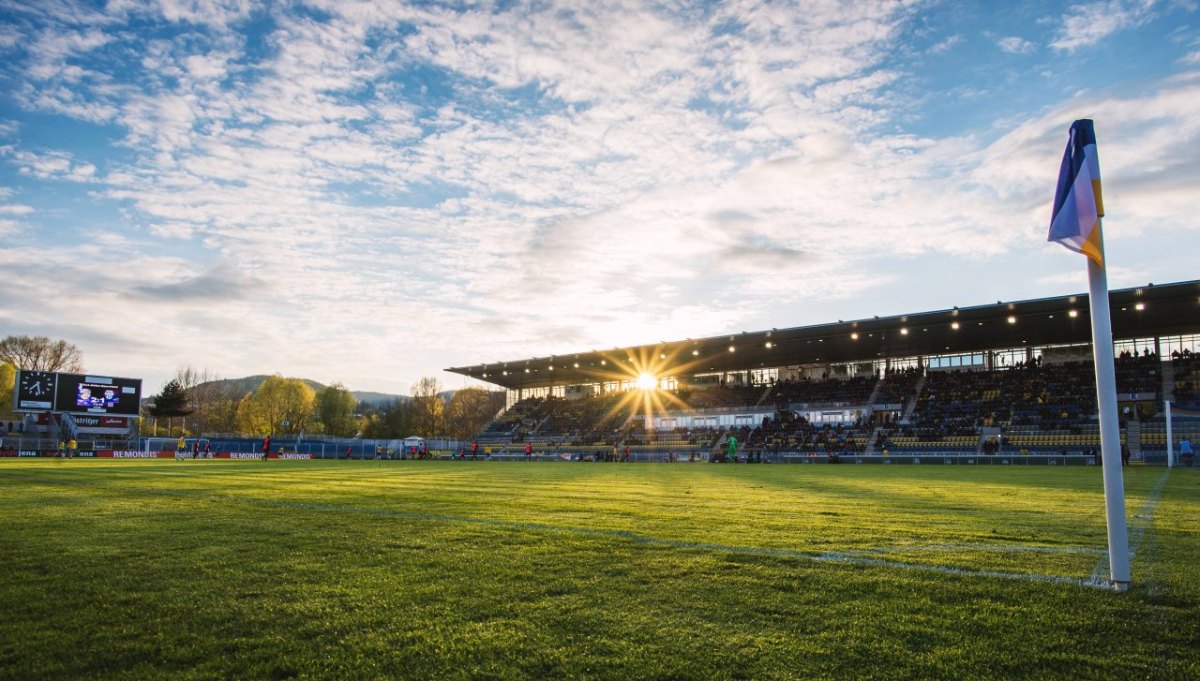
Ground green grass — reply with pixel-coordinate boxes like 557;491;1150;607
1;460;1198;679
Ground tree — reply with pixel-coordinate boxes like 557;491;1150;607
410;377;444;437
315;383;358;437
0;335;84;372
236;375;315;435
361;398;414;439
444;388;505;440
148;379;195;436
0;363;15;419
170;366;243;434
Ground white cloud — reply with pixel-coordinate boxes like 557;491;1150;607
929;34;963;54
2;1;1198;393
997;36;1036;54
1050;0;1158;52
4;148;98;182
107;0;259;29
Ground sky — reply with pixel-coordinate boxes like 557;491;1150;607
1;0;1199;397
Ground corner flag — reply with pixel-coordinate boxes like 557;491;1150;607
1048;119;1105;267
1046;119;1130;591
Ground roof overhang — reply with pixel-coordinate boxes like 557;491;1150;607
447;280;1200;391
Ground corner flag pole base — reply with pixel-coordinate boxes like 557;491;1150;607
1111;581;1130;593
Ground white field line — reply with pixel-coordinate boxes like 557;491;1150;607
1089;469;1172;584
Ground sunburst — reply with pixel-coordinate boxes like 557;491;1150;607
585;344;720;433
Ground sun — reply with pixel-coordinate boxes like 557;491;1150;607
635;372;657;390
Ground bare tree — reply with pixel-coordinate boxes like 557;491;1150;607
0;336;84;372
174;366;221;434
410;377;444;437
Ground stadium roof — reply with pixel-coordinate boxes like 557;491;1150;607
447;279;1200;391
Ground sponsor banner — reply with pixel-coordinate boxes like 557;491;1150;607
19;450;42;457
223;452;311;460
100;450;174;458
0;449;19;457
71;415;130;429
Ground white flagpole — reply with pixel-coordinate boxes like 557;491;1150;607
1165;400;1174;469
1086;239;1131;590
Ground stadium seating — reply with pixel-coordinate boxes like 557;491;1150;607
472;352;1191;459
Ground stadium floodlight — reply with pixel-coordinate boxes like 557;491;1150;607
1135;303;1145;311
635;373;656;390
1069;309;1079;318
899;328;909;335
851;332;859;340
951;322;960;330
1007;316;1017;324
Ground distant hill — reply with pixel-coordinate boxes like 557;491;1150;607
196;376;409;406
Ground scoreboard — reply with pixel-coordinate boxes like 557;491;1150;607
13;370;142;416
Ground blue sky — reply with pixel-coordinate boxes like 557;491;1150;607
1;0;1198;396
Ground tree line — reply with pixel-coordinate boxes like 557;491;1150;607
147;371;503;440
0;335;504;440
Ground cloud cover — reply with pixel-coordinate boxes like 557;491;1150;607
0;0;1198;394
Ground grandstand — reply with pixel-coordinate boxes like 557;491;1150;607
449;280;1200;463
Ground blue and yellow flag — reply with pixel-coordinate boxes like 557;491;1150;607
1048;119;1105;267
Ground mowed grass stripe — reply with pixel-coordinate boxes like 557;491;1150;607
1;461;1198;679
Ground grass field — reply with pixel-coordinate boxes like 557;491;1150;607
1;460;1198;680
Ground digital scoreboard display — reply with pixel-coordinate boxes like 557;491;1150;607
14;371;143;416
55;374;142;416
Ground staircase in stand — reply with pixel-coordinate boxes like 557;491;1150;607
864;425;884;455
754;383;775;407
1126;420;1142;461
903;374;926;423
